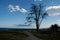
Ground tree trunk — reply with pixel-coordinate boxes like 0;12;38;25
36;20;39;32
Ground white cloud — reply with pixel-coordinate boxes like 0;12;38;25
8;4;27;13
34;0;42;2
8;5;16;12
20;8;27;12
39;0;42;1
16;5;20;11
46;5;60;16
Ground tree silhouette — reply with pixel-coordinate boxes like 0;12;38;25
26;4;48;32
49;24;59;32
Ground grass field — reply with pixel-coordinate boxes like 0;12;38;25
0;29;60;40
0;30;28;40
31;29;60;40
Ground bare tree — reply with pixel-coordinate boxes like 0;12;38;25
26;4;48;32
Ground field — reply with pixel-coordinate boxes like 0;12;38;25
0;29;60;40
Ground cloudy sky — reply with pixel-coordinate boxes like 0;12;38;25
0;0;60;29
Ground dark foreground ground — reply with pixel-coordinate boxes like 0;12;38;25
0;29;60;40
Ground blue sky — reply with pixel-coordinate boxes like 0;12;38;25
0;0;60;28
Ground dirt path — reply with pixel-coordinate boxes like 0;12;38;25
24;31;42;40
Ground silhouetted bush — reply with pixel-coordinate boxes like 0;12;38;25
49;24;59;32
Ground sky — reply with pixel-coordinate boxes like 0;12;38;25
0;0;60;29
